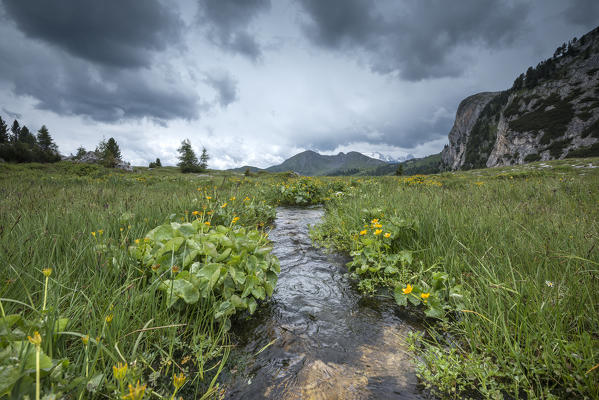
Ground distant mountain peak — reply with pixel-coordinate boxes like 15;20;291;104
265;150;386;176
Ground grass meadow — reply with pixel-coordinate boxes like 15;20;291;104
1;158;598;399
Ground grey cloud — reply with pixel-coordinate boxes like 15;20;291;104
197;0;270;60
0;26;201;122
297;0;530;81
298;111;454;153
563;0;599;28
2;0;183;68
204;70;238;107
2;107;21;120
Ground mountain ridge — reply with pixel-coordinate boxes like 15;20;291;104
441;25;599;170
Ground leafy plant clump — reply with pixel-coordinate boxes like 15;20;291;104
130;220;280;329
275;177;327;205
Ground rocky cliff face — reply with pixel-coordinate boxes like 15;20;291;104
440;92;499;170
442;26;599;170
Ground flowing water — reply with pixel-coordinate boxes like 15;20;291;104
225;207;425;399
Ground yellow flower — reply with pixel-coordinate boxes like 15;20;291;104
82;335;89;345
105;314;114;323
122;380;146;400
371;218;379;224
204;221;211;226
172;265;180;274
221;202;228;208
98;229;104;235
421;292;430;299
402;284;413;295
42;268;53;277
206;196;212;200
113;362;128;382
359;230;367;235
243;196;250;201
383;233;391;238
173;372;186;389
373;223;382;228
151;264;160;271
27;331;42;347
192;210;199;215
134;239;140;244
232;216;239;223
91;231;96;237
374;229;382;235
230;196;236;201
120;227;124;232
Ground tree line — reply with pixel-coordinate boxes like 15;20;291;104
511;27;597;91
0;116;61;163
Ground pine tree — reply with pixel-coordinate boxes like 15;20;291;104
105;138;122;161
96;137;122;167
36;125;57;152
395;164;404;176
0;116;8;143
19;126;37;146
10;120;20;143
177;139;200;173
155;158;161;167
75;146;87;159
199;147;209;171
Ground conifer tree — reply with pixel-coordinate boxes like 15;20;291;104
177;139;200;173
199;147;209;171
10;120;20;143
0;116;8;143
36;125;57;152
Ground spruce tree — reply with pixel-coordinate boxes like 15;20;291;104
75;146;87;159
0;116;8;143
10;120;20;143
96;137;122;167
19;126;37;146
199;147;209;171
37;125;57;152
105;138;122;161
177;139;199;173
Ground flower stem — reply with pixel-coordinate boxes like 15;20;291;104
35;344;40;400
42;276;49;311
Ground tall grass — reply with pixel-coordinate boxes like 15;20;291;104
0;163;281;398
313;160;599;398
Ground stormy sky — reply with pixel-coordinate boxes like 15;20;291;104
0;0;597;168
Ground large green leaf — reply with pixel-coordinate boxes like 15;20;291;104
393;286;408;307
160;279;199;306
0;365;20;396
155;237;185;259
146;224;175;242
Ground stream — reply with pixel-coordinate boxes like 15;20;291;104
225;207;425;399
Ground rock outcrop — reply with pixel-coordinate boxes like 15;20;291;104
442;26;599;170
64;151;133;171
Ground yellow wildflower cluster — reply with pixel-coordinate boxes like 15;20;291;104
400;175;442;187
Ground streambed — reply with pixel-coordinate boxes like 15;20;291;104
225;207;425;399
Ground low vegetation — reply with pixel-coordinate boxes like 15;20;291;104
1;158;598;399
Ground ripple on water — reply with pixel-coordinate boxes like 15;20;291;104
225;207;424;400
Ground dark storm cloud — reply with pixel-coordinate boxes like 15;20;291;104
297;0;530;80
204;70;239;107
0;26;201;122
197;0;270;60
564;0;599;28
2;0;182;68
